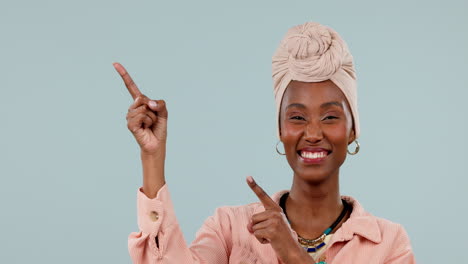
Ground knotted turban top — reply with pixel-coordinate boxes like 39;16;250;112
272;22;359;140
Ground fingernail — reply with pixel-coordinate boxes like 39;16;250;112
247;176;254;184
149;101;157;108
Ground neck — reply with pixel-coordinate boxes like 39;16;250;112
286;169;345;238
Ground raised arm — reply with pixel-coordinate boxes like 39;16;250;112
114;63;230;263
113;62;167;198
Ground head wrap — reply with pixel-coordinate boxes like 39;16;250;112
272;22;359;140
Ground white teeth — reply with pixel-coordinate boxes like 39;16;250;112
300;151;327;159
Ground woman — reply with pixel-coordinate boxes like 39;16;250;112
115;22;416;263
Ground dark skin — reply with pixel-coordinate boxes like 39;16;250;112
280;80;356;239
245;80;357;263
115;63;355;263
114;62;167;199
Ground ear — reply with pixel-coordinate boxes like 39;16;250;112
278;116;283;138
348;129;356;145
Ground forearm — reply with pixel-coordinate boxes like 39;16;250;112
141;146;166;199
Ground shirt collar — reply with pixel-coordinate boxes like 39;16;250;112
253;190;382;244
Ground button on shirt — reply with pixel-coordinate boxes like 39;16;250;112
128;184;416;263
149;211;159;222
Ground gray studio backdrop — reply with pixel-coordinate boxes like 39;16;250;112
1;0;467;263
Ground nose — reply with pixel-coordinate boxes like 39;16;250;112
304;120;323;143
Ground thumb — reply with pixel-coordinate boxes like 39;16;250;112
247;221;253;233
148;99;168;119
148;100;158;110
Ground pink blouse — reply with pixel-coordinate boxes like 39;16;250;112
128;184;416;263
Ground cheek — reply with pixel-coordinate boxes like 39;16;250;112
324;123;350;148
281;122;299;135
280;123;302;143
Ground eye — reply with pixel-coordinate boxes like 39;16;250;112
290;116;305;120
323;115;338;120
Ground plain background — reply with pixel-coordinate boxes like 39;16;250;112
1;0;467;263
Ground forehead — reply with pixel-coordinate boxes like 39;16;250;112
282;80;347;109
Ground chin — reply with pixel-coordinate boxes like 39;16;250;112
286;152;343;184
295;169;333;185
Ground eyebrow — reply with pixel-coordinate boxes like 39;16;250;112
286;101;343;110
321;101;343;109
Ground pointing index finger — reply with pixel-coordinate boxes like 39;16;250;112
246;176;279;210
113;62;142;100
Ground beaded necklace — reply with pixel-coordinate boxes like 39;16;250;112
278;192;350;264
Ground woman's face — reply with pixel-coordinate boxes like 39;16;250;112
279;80;355;184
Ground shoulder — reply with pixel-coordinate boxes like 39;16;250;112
371;216;415;262
332;195;416;263
341;195;414;258
376;216;412;245
374;215;409;235
373;215;412;247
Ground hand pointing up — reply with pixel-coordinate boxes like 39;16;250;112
113;62;168;155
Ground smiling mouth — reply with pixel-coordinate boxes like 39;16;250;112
296;150;331;163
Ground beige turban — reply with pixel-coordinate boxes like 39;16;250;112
272;22;359;140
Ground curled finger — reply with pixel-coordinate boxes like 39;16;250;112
128;95;149;112
251;210;277;226
143;115;153;129
127;112;149;133
253;229;271;244
145;109;158;124
251;219;273;233
126;105;148;121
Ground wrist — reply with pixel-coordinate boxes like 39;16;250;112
140;147;166;199
141;147;166;160
274;233;305;264
285;244;315;264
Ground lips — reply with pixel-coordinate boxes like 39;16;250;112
296;147;331;164
297;147;332;155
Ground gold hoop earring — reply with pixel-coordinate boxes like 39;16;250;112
276;141;286;155
347;140;360;155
